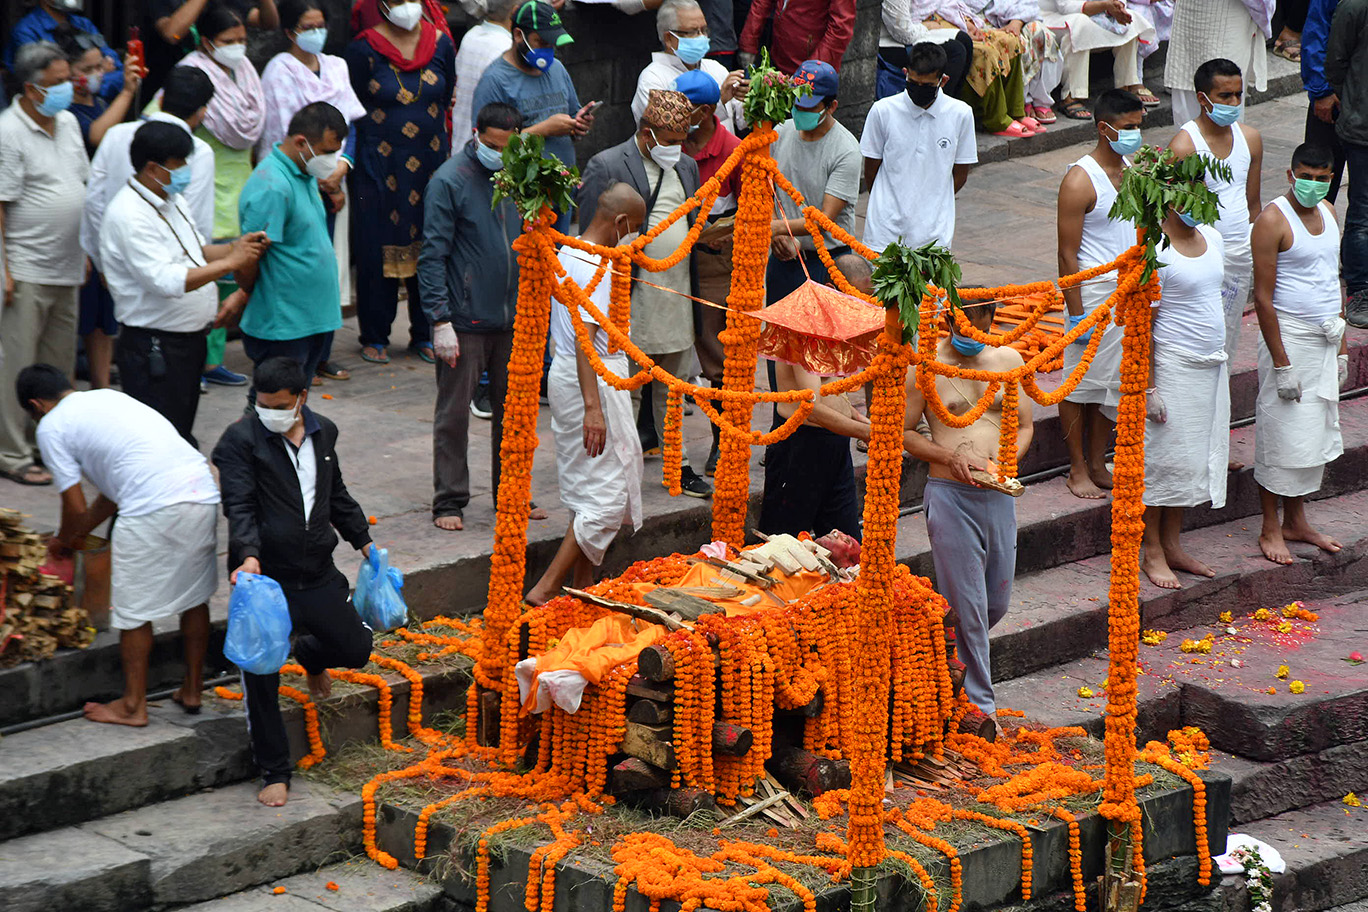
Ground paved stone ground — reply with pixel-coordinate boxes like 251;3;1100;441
0;91;1345;624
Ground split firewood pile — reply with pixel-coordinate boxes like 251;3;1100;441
0;508;91;666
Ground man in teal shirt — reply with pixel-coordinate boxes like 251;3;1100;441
225;102;347;381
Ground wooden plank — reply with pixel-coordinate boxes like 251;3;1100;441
626;674;673;702
627;699;673;725
622;721;675;770
638;644;676;682
476;690;500;748
609;757;671;792
711;721;753;757
563;587;688;631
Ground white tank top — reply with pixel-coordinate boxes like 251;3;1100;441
1270;196;1342;324
1074;154;1137;270
1179;120;1252;250
1154;225;1227;356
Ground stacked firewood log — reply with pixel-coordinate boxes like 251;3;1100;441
0;509;91;666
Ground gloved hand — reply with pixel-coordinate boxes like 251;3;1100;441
433;322;459;367
1066;311;1093;346
1274;364;1301;401
1339;353;1349;389
1145;388;1167;423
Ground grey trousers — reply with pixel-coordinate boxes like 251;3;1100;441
0;281;78;473
432;330;514;517
631;348;694;470
924;477;1017;715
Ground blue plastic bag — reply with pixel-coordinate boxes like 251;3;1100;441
224;572;292;675
354;547;408;632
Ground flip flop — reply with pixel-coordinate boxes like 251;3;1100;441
1030;104;1056;124
409;343;436;364
1273;39;1301;62
0;463;52;486
993;121;1035;139
1134;87;1161;108
1059;99;1092;120
360;346;390;364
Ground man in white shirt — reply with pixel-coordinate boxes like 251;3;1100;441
82;66;217;274
0;42;90;488
452;0;516;144
100;122;268;447
861;42;978;254
16;365;221;727
631;0;747;137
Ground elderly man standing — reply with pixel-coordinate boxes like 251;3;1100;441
632;0;747;136
0;42;89;487
99;122;269;446
578;90;711;498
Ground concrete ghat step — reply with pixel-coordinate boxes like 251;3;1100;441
0;781;359;912
175;860;443;912
1239;800;1368;912
0;664;471;841
1213;739;1368;827
985;485;1368;683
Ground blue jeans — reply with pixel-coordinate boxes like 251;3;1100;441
242;332;331;386
1342;141;1368;295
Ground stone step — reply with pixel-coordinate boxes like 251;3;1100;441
0;780;360;912
1213;739;1368;827
0;663;471;841
1238;799;1368;912
175;859;443;912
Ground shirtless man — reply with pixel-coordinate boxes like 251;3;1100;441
760;254;875;540
904;300;1034;717
1056;89;1144;499
1250;143;1348;564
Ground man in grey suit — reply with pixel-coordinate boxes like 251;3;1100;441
577;89;712;497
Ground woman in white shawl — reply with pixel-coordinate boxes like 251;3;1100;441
1040;0;1156;119
259;0;368;381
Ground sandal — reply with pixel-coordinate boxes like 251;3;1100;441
0;463;52;486
360;345;390;364
1018;115;1046;134
1273;39;1301;62
1059;98;1092;120
993;121;1035;138
1030;104;1056;124
409;343;436;364
1133;86;1161;108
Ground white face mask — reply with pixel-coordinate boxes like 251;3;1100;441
210;42;249;67
646;129;682;170
255;396;301;433
384;1;424;30
304;138;340;180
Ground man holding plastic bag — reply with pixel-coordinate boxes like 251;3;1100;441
212;358;376;807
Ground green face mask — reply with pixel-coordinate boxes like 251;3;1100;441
1293;177;1330;207
791;105;824;131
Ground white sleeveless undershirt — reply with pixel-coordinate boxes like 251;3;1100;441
1179;120;1252;250
1074;154;1136;270
1270;196;1342;324
1154;225;1227;356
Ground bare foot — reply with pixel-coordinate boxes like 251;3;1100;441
1066;468;1108;500
306;671;332;701
1259;531;1295;565
258;782;288;807
83;699;149;727
170;687;202;713
1228;459;1245;472
1141;550;1181;589
1283;523;1343;554
1090;465;1114;490
529;503;549;521
434;514;463;531
524;587;553;607
1164;550;1216;579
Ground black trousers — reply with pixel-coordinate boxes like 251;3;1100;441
1304;102;1347;202
759;425;862;542
241;569;372;786
116;324;207;447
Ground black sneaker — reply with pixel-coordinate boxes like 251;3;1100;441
679;467;712;498
1347;289;1368;329
470;385;492;420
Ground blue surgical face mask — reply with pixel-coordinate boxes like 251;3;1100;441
521;38;555;72
475;138;504;171
32;79;74;117
295;27;328;55
1200;92;1241;127
951;334;985;357
791;105;823;131
160;162;193;196
1177;210;1200;228
672;33;711;65
1104;123;1142;156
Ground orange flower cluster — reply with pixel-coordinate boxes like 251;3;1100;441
1140;737;1212;884
662;388;683;496
1052;808;1087;912
275;679;325;769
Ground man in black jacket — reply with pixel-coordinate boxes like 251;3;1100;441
211;357;374;808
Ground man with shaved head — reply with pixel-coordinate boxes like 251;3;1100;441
526;182;649;603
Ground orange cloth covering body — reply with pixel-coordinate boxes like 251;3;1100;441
757;280;885;376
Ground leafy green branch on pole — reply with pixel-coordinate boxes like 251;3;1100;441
490;132;581;223
742;47;810;126
1109;146;1231;284
871;240;964;343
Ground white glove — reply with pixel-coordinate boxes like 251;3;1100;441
1339;353;1349;389
433;322;459;367
1274;364;1301;401
1145;388;1167;423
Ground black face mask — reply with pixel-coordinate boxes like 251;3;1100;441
905;80;939;108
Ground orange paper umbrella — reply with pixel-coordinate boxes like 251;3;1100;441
757;280;885;375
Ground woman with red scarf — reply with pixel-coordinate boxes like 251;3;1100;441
345;1;455;364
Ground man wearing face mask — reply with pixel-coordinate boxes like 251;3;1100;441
1169;59;1265;366
577;89;712;498
1249;143;1348;566
1054;88;1143;500
98;122;269;446
903;298;1033;724
418;103;527;533
631;0;747;138
0;42;89;488
212;356;376;807
860;42;977;256
5;0;125;102
221;102;347;383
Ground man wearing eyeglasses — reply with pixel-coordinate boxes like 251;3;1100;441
630;0;748;137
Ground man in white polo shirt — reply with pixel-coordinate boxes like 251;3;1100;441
16;364;221;726
861;41;978;253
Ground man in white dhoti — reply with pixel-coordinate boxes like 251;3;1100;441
1250;143;1349;564
16;364;220;726
525;184;648;605
1168;59;1264;367
1039;0;1156;120
1142;207;1229;589
1163;0;1273;126
1056;89;1143;498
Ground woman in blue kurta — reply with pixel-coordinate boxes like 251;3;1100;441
345;2;454;364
